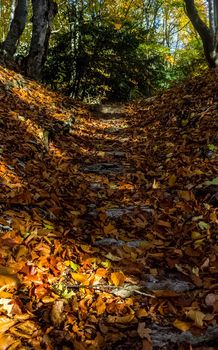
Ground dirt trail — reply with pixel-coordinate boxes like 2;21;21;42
0;65;217;349
69;104;218;348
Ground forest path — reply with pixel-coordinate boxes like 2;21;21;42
69;104;218;347
0;65;217;349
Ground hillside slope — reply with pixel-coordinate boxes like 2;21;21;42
0;65;217;349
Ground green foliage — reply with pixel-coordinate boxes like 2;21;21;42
172;39;207;80
43;19;174;101
41;0;207;101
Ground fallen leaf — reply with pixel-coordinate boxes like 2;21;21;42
186;309;205;328
142;339;153;350
96;297;106;315
107;314;135;324
168;174;176;187
0;333;16;349
0;316;17;333
173;319;191;331
51;300;65;326
137;322;152;340
111;271;125;286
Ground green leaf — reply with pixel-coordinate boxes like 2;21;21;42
65;260;79;271
205;177;218;186
198;221;210;230
207;144;217;152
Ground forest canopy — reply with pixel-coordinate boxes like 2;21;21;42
0;1;215;101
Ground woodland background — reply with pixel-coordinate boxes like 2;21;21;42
0;0;211;102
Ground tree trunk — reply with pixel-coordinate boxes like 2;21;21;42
26;0;58;79
184;0;218;68
1;0;28;56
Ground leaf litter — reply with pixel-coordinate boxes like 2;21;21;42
0;64;217;349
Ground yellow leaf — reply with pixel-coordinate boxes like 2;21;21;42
111;271;125;286
107;313;135;324
152;180;160;189
71;273;89;283
136;308;148;318
0;334;16;349
173;319;191;331
16;245;28;259
97;151;105;157
191;231;202;240
0;273;20;290
186;309;205;328
95;297;106;315
168;174;176;187
179;191;195;201
104;223;117;235
0;316;17;333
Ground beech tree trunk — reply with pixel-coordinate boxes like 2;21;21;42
26;0;58;79
1;0;28;56
184;0;218;68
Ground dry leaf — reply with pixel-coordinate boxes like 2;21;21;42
0;316;17;333
142;339;153;350
111;271;125;286
173;319;191;331
0;334;15;350
186;309;205;328
96;297;106;315
51;300;65;326
168;174;176;187
137;322;152;341
107;314;135;324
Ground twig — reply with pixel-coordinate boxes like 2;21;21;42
66;283;155;298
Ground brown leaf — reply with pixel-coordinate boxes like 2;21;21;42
137;322;152;341
51;300;65;327
107;314;135;324
142;339;153;350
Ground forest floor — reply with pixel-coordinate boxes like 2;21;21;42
0;65;217;350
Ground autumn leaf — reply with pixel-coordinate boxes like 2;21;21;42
110;271;125;286
51;300;65;326
186;309;205;328
104;223;117;235
71;273;90;283
168;174;176;187
137;322;152;341
95;297;106;315
107;314;135;324
173;319;191;331
0;316;17;333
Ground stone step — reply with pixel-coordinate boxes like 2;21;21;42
82;162;134;175
87;205;154;218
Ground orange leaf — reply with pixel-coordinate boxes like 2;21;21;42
95;297;106;315
173;319;191;331
71;273;89;283
104;223;117;235
111;271;125;286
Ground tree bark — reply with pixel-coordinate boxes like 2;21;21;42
184;0;218;68
1;0;28;56
26;0;58;79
